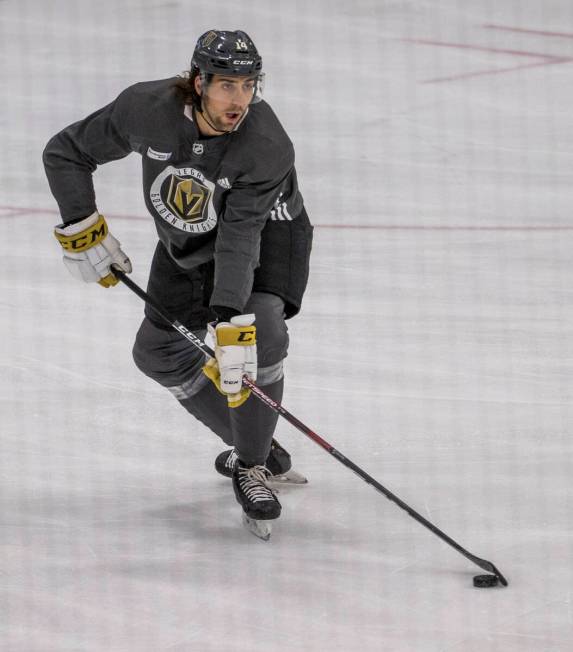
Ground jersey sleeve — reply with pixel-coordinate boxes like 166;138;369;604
42;87;137;223
210;141;295;313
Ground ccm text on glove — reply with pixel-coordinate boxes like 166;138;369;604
54;212;132;287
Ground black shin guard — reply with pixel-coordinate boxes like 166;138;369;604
230;377;284;466
178;377;284;460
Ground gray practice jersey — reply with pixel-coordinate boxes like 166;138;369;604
43;77;310;315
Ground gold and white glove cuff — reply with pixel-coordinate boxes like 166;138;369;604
54;211;107;252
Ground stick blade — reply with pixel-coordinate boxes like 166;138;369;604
472;558;509;587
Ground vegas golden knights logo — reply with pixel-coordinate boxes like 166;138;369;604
167;175;212;223
150;165;218;233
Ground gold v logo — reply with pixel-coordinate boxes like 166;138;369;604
167;175;212;222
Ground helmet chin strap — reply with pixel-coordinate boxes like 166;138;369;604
195;100;230;135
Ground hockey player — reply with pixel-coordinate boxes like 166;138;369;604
43;29;313;537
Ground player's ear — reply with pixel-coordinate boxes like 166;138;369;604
194;75;202;96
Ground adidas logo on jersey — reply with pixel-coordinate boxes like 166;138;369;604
269;193;292;221
217;177;232;189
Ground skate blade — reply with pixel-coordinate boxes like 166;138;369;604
268;469;308;485
242;513;272;541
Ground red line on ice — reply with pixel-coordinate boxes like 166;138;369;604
483;24;573;40
404;37;573;83
3;206;573;232
403;38;560;60
317;224;573;232
424;57;572;84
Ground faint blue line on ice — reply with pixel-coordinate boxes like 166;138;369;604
17;354;150;396
290;383;570;406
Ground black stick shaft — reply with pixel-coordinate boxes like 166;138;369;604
114;268;508;586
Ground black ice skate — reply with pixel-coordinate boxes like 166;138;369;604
233;462;282;540
215;439;308;484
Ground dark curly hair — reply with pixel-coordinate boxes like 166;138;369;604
173;68;211;108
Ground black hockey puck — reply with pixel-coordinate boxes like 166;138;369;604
473;574;499;588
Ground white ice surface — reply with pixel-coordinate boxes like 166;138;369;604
2;1;573;650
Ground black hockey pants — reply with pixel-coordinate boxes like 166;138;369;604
132;292;289;466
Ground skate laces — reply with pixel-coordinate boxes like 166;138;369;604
237;465;276;503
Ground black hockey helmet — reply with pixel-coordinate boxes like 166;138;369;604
189;30;265;109
191;30;263;77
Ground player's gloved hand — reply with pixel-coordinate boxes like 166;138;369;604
53;212;132;287
203;314;257;408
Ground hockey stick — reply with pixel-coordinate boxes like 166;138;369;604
113;267;508;587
